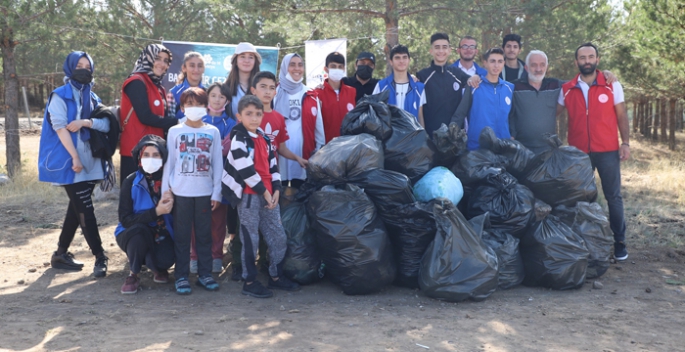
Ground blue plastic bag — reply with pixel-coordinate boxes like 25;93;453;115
413;167;464;206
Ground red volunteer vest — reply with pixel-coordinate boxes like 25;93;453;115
561;71;619;153
300;90;320;160
120;73;167;157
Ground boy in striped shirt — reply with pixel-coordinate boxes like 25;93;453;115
222;95;300;298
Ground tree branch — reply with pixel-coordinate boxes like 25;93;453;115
19;0;70;25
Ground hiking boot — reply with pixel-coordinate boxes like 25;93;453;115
269;276;301;291
175;277;192;295
241;281;273;298
153;269;169;284
50;251;84;271
212;258;224;273
121;275;139;294
190;260;198;274
231;265;243;282
196;275;220;291
93;254;108;278
614;242;629;261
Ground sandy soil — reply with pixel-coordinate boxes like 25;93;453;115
1;135;685;352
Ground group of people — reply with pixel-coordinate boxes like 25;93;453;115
37;32;631;298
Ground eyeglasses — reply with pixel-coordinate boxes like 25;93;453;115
459;45;477;50
154;56;171;65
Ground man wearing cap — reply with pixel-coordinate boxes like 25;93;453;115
342;52;379;102
417;32;472;137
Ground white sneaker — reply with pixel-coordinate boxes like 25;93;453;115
212;258;224;273
190;260;198;274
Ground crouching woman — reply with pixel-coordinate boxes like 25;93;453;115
115;135;176;294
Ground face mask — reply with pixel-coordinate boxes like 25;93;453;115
71;69;93;84
208;105;226;114
327;68;346;82
355;65;373;80
184;107;206;121
285;73;303;84
141;157;163;174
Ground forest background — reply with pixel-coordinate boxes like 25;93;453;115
1;0;684;178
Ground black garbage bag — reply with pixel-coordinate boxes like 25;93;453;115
281;202;321;285
349;169;416;214
308;133;384;184
340;90;393;141
419;200;498;302
522;134;597;207
521;214;589;290
382;201;438;288
467;172;535;238
450;149;506;187
478;126;535;178
384;105;436;183
552;204;577;227
433;123;467;167
534;198;552;222
469;213;524;290
308;184;396;295
572;202;613;279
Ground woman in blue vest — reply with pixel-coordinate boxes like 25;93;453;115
115;135;176;294
38;51;110;277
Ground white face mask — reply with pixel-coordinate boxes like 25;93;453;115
285;73;303;84
327;68;346;82
184;107;206;121
141;157;163;174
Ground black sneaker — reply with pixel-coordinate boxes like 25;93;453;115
93;254;108;278
614;242;629;261
268;276;301;291
51;251;84;271
231;265;243;282
241;281;273;298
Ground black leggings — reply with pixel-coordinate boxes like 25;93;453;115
58;181;104;256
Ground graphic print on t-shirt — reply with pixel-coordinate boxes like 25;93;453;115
289;97;302;120
263;122;280;153
176;132;214;174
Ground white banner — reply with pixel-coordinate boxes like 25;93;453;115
304;38;347;88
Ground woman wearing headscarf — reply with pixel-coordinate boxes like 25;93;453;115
38;51;110;277
273;53;325;190
119;44;177;182
115;135;175;294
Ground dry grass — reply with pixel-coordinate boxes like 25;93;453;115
1;131;684;248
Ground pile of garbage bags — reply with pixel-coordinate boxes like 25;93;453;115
278;93;613;301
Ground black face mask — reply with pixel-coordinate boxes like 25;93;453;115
71;69;93;84
356;65;374;80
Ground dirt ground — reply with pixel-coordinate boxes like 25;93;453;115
1;135;685;352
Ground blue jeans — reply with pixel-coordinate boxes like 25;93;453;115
589;151;626;243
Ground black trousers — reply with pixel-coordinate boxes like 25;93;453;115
58;181;104;256
116;223;175;274
173;195;212;278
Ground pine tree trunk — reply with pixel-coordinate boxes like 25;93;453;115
652;99;661;142
645;100;652;139
1;27;22;178
383;0;399;76
669;99;676;151
639;100;645;135
660;99;668;144
632;101;637;133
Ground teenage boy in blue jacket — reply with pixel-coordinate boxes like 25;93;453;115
451;47;514;150
373;44;426;127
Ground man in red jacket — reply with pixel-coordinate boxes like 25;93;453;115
557;42;630;261
316;52;356;143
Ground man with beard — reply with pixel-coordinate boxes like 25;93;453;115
557;42;630;262
342;52;379;102
417;32;472;136
508;50;562;154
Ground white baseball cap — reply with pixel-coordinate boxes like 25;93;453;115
234;42;262;64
